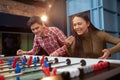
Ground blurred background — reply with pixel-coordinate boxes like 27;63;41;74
0;0;120;59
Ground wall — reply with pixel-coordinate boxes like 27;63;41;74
48;0;67;34
20;33;34;51
0;0;45;17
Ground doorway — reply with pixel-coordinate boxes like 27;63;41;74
2;33;20;56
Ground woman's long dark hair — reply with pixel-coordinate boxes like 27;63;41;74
71;13;99;57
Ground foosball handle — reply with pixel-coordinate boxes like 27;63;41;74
66;59;71;65
45;57;48;62
23;56;27;62
37;56;40;63
54;58;59;63
80;59;86;66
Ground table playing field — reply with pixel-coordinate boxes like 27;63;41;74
0;55;120;80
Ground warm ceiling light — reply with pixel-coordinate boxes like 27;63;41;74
48;4;52;8
41;15;47;22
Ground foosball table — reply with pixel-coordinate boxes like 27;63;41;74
0;55;120;80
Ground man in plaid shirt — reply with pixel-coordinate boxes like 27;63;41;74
17;16;67;56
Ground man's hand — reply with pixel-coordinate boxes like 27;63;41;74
17;49;26;55
98;49;111;59
50;52;59;57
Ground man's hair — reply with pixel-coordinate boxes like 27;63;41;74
27;16;42;27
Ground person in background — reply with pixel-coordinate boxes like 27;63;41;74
64;13;120;59
17;16;67;56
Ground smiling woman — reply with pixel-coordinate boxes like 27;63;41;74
72;16;89;35
65;12;120;59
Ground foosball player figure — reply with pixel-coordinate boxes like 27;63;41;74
41;55;57;77
27;56;33;67
42;64;57;76
0;58;4;70
0;58;4;64
15;62;21;80
8;57;14;68
8;59;13;73
21;58;26;71
41;68;62;80
33;57;38;69
40;55;45;65
12;57;19;68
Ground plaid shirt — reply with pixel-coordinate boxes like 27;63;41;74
26;27;67;56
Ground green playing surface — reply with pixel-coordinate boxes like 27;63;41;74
0;59;46;80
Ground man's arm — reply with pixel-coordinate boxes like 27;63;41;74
50;27;67;56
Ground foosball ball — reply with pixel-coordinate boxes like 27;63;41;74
0;55;120;80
